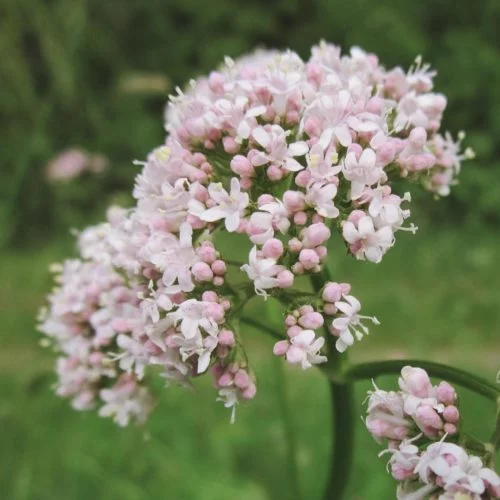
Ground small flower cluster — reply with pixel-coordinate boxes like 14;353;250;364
38;259;155;425
41;42;471;424
46;148;108;182
366;366;500;499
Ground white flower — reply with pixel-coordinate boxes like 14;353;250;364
99;378;154;427
342;148;383;200
252;125;308;171
332;295;379;352
306;142;341;185
369;190;413;229
145;222;199;292
114;334;149;379
167;299;219;340
342;215;394;263
285;329;327;369
305;182;339;218
442;452;500;496
248;199;290;244
241;246;282;297
169;331;219;374
415;441;467;484
196;178;249;232
217;387;239;424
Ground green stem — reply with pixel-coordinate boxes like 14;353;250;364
322;380;355;500
310;267;355;500
273;357;302;500
346;360;500;402
490;400;500;451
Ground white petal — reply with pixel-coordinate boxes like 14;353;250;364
225;212;240;232
342;222;359;244
284;157;304;172
252;127;271;148
358;216;375;237
287;141;309;157
200;207;228;222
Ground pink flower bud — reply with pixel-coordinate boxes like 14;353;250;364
213;276;224;286
267;165;283;181
323;303;337;315
234;370;251;389
240;177;253;190
262;238;284;259
211;260;227;275
191;152;206;165
316;246;327;260
299;249;320;270
294;211;308;225
277;270;294;288
415;405;443;430
257;194;274;206
443;423;457;435
436;382;457;405
295;170;311;187
399;366;432;397
218;329;235;347
299;312;324;329
322;282;344;303
273;340;290;356
230;155;254;176
288;238;302;252
303;222;331;247
218;373;233;387
201;291;218;302
283;190;305;212
222;136;239;154
198;244;217;264
285;315;297;326
192;262;214;282
443;406;459;424
241;382;257;400
298;305;314;315
287;325;302;338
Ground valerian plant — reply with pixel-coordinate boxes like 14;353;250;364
38;42;499;499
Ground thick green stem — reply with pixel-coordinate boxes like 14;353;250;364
310;268;355;500
346;360;500;402
273;357;302;500
322;379;355;500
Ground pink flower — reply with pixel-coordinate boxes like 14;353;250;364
195;178;249;232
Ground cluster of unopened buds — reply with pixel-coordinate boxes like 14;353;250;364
366;366;500;499
39;41;473;427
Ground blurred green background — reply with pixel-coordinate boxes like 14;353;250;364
1;0;499;499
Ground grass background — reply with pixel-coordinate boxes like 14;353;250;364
1;0;500;498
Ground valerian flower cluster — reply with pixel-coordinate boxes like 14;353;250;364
39;42;472;426
366;366;500;499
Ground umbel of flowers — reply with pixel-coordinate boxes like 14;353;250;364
366;366;500;499
39;42;474;427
